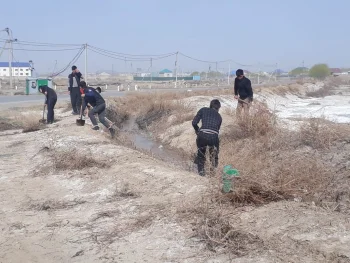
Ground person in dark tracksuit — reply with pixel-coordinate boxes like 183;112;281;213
68;65;83;115
39;85;57;124
234;69;253;117
80;81;116;137
192;99;222;176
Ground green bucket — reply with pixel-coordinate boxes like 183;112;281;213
222;165;239;193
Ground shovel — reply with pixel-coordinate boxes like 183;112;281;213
237;98;250;105
76;105;85;126
39;105;46;123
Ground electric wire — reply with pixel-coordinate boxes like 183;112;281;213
50;46;85;77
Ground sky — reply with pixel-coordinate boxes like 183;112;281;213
0;0;349;75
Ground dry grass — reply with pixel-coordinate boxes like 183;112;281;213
20;116;43;133
218;129;331;205
299;117;342;149
235;101;276;138
0;114;43;132
306;84;335;97
0;116;18;131
106;98;129;128
112;182;138;198
52;149;110;171
29;198;86;211
177;197;264;254
106;92;197;131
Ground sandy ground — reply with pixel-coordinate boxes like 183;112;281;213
1;95;350;262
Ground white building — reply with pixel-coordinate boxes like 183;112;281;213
0;62;32;77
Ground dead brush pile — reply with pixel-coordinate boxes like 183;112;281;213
217;103;340;206
52;149;109;171
0;114;43;133
177;197;264;255
299;117;345;149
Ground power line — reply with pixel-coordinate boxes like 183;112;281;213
0;38;82;47
88;47;150;61
179;52;254;67
50;46;85;77
88;45;177;58
2;47;83;52
88;46;173;62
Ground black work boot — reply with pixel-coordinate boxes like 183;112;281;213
92;126;100;131
109;127;116;138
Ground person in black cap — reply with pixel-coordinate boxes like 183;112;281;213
80;81;116;138
39;85;57;124
192;99;222;176
68;65;84;115
234;69;253;117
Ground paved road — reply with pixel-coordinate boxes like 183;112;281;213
0;87;228;109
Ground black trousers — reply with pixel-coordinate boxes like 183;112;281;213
88;103;110;128
196;132;219;176
70;87;82;113
47;97;57;123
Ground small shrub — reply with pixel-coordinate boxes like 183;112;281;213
0;116;18;131
306;84;334;98
21;117;42;133
52;149;109;171
299;118;339;149
236;102;276;138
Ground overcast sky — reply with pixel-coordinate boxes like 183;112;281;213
0;0;349;74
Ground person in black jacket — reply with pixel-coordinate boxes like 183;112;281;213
68;65;83;115
80;81;116;137
192;99;222;176
234;69;253;117
39;85;57;124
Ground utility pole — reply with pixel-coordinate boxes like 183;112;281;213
5;28;16;90
84;44;88;84
228;63;231;85
175;52;178;88
112;64;114;75
275;63;278;82
150;58;153;83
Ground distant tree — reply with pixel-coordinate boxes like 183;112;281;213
289;67;308;76
207;71;223;79
190;71;200;76
309;64;330;80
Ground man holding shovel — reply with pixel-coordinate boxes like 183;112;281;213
192;99;222;176
234;69;253;117
39;85;57;124
80;81;116;137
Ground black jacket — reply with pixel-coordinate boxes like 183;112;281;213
40;85;57;104
234;76;253;100
192;107;222;135
82;87;105;111
68;72;83;91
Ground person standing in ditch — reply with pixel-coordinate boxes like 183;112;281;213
39;85;57;124
234;69;253;117
192;99;222;176
68;65;84;115
80;81;116;137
